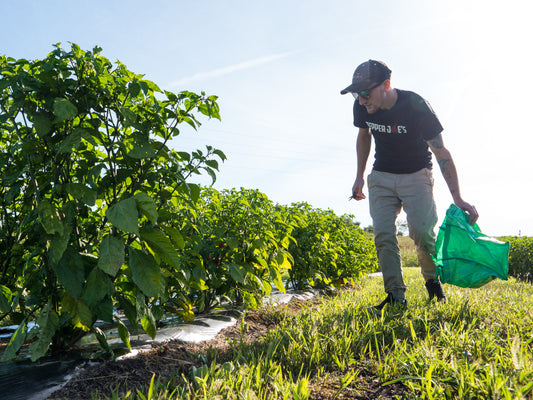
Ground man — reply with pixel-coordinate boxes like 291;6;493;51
340;59;478;309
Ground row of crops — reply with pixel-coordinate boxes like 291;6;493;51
0;44;377;362
0;183;378;362
504;236;533;282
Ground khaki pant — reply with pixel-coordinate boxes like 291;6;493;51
368;168;438;301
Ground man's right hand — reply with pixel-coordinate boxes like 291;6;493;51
351;177;366;200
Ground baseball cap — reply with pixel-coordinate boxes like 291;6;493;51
340;60;392;95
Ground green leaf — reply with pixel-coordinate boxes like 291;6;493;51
106;197;139;235
48;223;71;265
139;81;149;94
142;79;160;93
0;285;13;313
256;256;268;270
229;263;245;283
53;247;85;298
57;128;83;153
190;275;208;291
135;291;148;317
141;309;157;339
276;252;292;270
252;238;266;250
134;192;158;224
29;303;59;361
87;164;104;188
94;297;113;322
21;141;40;154
272;274;285;293
0;78;10;91
213;149;227;161
83;268;114;307
139;226;179;268
226;238;240;250
163;226;185;250
177;151;191;162
63;296;93;331
164;90;178;102
205;159;219;170
5;182;22;203
33;114;53;137
38;201;64;235
188;183;200;202
205;167;217;184
128;82;141;98
115;316;131;351
76;299;93;331
53;98;78;122
98;235;125;276
93;326;114;357
1;322;27;361
117;294;139;332
65;182;97;206
135;292;156;339
80;128;102;146
125;138;157;159
129;248;166;297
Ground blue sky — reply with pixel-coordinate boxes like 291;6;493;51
2;0;532;236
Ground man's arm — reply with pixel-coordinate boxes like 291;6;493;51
351;128;372;200
427;133;479;224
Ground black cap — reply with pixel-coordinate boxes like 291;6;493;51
340;60;392;95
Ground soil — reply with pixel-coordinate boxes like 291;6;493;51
45;294;408;400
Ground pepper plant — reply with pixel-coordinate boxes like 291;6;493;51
286;203;377;290
174;187;295;312
0;44;225;361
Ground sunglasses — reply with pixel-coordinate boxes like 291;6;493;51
352;81;383;99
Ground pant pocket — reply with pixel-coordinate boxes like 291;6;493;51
423;168;434;187
367;170;376;188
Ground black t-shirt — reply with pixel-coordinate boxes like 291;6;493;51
353;89;443;174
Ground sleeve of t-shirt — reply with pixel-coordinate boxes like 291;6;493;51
412;95;443;140
353;101;368;128
419;109;443;141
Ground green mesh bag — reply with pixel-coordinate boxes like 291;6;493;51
432;204;509;288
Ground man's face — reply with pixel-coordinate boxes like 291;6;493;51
356;81;385;114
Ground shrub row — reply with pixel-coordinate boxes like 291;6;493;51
0;44;377;361
173;187;378;312
501;236;533;282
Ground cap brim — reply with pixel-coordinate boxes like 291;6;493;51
340;83;357;95
340;82;367;95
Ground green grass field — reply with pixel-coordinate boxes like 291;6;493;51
110;257;533;399
397;235;419;268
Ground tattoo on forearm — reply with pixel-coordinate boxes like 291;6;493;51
438;158;451;178
438;158;459;198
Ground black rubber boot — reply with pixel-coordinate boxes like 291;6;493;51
426;279;447;303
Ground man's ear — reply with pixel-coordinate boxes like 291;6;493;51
383;79;391;90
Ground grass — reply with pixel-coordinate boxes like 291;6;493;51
397;234;419;268
98;238;533;399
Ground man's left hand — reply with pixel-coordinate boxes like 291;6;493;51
455;200;479;225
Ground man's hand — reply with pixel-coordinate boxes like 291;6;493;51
350;177;366;200
455;200;479;225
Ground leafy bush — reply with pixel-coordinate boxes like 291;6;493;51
503;236;533;282
286;203;377;289
174;187;294;312
0;44;379;361
0;44;224;360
